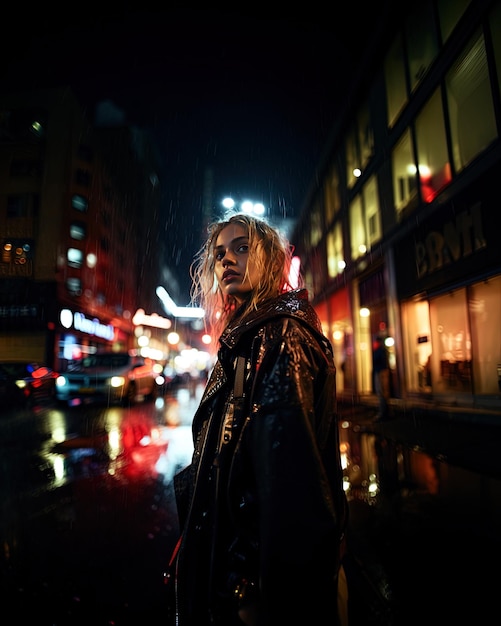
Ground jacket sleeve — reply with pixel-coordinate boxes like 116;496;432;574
244;318;344;625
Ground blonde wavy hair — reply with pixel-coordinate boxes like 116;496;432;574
190;213;302;340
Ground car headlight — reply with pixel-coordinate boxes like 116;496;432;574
15;379;27;390
56;376;67;388
110;376;126;388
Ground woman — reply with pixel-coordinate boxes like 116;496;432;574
171;213;348;625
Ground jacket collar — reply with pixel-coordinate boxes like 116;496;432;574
219;289;322;351
199;289;327;407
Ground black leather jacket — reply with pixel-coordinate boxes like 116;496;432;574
173;289;347;625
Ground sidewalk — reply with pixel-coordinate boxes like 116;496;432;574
338;392;501;425
337;395;501;625
337;394;501;478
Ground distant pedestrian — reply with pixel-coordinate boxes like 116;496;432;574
372;336;390;420
168;212;348;626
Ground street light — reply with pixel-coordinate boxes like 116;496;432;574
222;197;236;210
222;197;266;216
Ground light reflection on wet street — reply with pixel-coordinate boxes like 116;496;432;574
0;386;199;626
339;407;501;625
1;390;500;625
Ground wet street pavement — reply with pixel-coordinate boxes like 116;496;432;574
1;386;199;626
1;387;501;625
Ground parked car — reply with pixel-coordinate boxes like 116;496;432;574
0;361;58;408
55;352;161;407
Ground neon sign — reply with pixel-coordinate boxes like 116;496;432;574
60;309;115;340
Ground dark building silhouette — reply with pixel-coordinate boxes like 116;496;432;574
0;87;167;370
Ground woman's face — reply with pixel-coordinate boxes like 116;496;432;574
213;223;261;304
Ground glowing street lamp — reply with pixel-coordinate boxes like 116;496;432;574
222;197;235;210
241;200;265;215
222;197;266;216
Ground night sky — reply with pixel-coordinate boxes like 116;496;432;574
1;8;378;302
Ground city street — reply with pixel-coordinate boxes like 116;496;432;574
2;5;500;625
1;387;501;625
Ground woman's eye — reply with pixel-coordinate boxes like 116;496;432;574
237;244;249;253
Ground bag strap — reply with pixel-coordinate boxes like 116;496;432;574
234;355;246;399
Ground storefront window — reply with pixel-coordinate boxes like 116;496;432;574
469;275;501;394
403;276;501;398
328;289;352;392
429;288;472;394
402;299;432;392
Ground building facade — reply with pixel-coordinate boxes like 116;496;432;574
0;87;166;370
293;0;501;410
